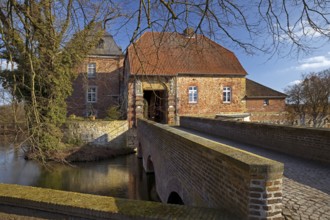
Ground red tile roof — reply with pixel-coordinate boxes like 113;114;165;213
246;79;287;98
127;32;247;76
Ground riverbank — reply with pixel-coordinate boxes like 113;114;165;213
25;144;136;163
65;145;136;162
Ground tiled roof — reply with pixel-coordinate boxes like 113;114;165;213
127;32;247;76
246;79;287;98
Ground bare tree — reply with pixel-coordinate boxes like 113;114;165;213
111;0;330;55
285;82;307;126
285;70;330;127
303;70;330;127
0;0;116;161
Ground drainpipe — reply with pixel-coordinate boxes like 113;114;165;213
175;75;179;125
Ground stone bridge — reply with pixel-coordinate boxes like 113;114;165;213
137;118;284;219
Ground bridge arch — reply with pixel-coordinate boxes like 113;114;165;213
167;192;184;205
137;142;142;158
145;155;154;173
162;177;190;206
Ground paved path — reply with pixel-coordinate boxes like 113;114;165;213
175;127;330;220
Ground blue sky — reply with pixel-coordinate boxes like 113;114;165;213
237;45;330;92
112;30;330;93
2;1;329;95
108;1;330;93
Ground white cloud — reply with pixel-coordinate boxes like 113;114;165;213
287;80;301;86
296;54;330;71
292;26;324;38
279;20;329;41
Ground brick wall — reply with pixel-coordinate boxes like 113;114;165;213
177;76;246;116
180;116;330;164
137;119;284;219
246;99;286;113
64;120;128;148
67;56;123;118
246;98;287;123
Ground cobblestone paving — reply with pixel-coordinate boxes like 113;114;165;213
283;178;330;220
176;127;330;220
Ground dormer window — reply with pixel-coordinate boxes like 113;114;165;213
183;27;195;38
96;39;104;49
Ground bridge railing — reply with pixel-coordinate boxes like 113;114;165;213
180;116;330;164
137;118;284;220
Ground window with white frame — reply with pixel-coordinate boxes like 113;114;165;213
189;86;198;103
87;63;96;78
223;87;231;103
87;86;97;103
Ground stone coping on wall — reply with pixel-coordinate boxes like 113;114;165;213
0;184;236;220
183;115;330;131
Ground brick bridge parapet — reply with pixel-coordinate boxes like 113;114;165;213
0;184;236;219
137;118;284;219
180;116;330;164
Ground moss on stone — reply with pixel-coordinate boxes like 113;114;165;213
0;184;237;219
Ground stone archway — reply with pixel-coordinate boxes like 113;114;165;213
143;90;167;124
167;192;184;205
133;77;176;126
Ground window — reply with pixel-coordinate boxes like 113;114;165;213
189;86;198;103
263;99;269;106
87;63;96;78
87;86;97;103
96;39;104;49
223;87;231;103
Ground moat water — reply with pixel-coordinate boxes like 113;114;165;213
0;137;158;202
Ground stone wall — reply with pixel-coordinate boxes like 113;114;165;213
180;116;330;164
64;120;128;148
177;76;246;116
0;184;236;220
249;112;288;124
137;119;284;219
67;56;123;118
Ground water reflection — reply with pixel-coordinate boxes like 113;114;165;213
0;138;159;202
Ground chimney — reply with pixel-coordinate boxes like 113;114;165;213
183;27;195;38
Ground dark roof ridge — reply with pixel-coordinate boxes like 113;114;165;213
246;78;287;98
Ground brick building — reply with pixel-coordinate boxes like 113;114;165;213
67;29;286;124
67;31;123;118
122;30;286;127
245;79;287;122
